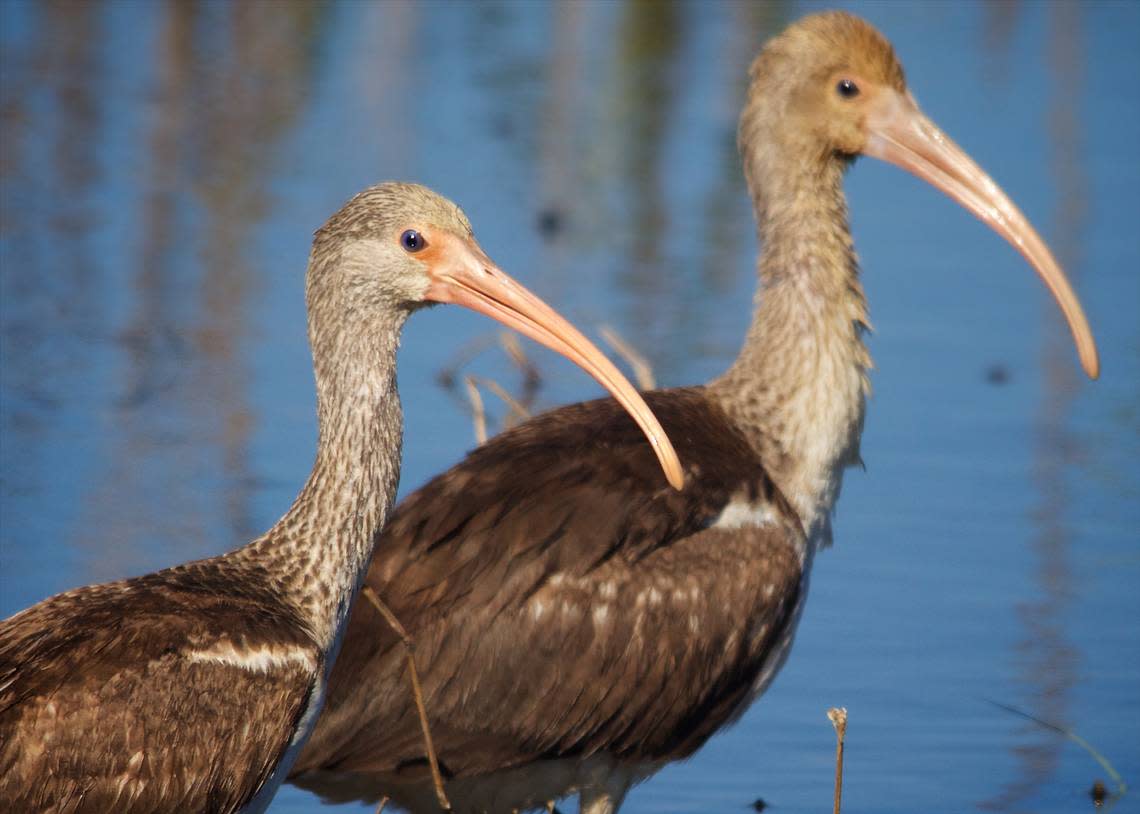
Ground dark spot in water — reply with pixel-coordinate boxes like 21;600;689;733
985;364;1010;385
491;113;515;140
751;798;768;812
1090;779;1107;807
537;207;565;240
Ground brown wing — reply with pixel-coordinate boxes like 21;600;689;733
295;387;804;783
1;569;321;813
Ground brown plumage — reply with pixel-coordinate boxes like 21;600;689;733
1;573;321;812
314;389;799;755
0;183;678;813
291;12;1099;814
295;391;805;813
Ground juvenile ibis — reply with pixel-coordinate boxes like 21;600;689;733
290;13;1099;814
0;183;680;813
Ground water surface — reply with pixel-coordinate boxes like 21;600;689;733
2;2;1138;812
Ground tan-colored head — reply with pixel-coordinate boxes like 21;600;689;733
744;12;907;160
310;182;477;309
742;12;1099;379
308;182;684;489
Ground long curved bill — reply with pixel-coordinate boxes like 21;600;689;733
422;232;684;490
863;90;1099;379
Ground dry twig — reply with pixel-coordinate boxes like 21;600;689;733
827;707;847;814
360;587;452;812
450;325;653;441
464;376;487;445
435;333;498;390
987;699;1127;800
477;376;531;429
499;331;542;410
599;324;655;390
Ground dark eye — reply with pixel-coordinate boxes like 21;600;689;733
400;229;425;252
836;79;860;99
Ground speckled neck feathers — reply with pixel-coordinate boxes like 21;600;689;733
230;243;406;654
709;112;872;544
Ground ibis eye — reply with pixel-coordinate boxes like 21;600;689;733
836;79;860;99
400;229;425;253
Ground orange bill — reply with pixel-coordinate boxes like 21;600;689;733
863;89;1099;379
421;231;685;490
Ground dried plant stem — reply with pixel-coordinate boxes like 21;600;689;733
599;325;655;390
436;333;497;390
987;700;1127;798
464;375;487;445
499;331;542;406
374;796;389;814
476;376;532;428
827;707;847;814
360;587;452;812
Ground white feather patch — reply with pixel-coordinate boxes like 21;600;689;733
711;498;778;530
185;642;316;675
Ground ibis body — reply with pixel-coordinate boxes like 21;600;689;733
291;13;1098;814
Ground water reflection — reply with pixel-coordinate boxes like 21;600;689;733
614;0;681;323
0;4;1136;813
984;1;1086;809
982;0;1020;85
1;0;323;584
111;0;312;575
1;0;110;578
533;0;584;301
83;0;194;581
692;1;787;360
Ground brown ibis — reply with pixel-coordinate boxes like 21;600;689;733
0;183;681;813
290;12;1099;814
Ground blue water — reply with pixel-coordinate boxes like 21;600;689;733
2;2;1137;812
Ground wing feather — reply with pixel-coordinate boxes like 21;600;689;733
1;571;321;813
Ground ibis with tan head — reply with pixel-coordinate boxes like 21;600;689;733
0;183;680;813
290;13;1099;814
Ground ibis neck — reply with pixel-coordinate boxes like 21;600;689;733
235;285;405;655
709;151;871;542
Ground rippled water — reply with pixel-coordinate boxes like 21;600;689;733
2;2;1138;812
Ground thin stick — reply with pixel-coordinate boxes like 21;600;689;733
986;699;1127;797
499;331;540;392
498;331;542;415
435;333;497;391
599;325;655;390
476;376;531;429
827;707;847;814
374;796;389;814
464;376;487;445
360;587;452;812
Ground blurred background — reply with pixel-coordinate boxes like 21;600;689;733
1;1;1138;812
